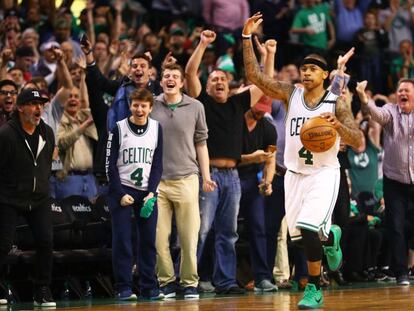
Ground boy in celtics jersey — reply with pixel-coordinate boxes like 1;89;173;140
242;13;363;309
106;88;164;301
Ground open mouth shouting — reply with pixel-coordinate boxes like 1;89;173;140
166;81;176;91
3;99;14;112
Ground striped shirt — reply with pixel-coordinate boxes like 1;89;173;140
366;100;414;184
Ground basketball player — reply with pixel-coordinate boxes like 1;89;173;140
106;88;164;301
242;13;363;309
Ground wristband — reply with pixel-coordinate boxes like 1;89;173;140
242;33;252;39
86;61;96;67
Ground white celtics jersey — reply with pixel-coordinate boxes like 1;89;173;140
285;87;340;174
116;117;159;191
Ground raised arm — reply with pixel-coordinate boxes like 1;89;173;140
242;13;294;105
75;56;89;109
185;30;216;98
330;47;354;95
356;80;393;126
53;48;74;104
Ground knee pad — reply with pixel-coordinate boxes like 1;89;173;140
301;229;323;262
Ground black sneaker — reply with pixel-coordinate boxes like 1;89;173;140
396;275;410;286
33;286;56;307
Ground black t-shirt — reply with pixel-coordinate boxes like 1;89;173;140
238;118;277;180
197;90;251;160
24;126;40;158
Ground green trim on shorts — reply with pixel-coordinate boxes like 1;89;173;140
297;222;320;232
291;234;303;241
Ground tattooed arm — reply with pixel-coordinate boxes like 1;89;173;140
321;97;363;149
242;13;294;106
335;97;363;149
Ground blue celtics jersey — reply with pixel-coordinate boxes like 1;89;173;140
285;87;340;174
116;117;159;191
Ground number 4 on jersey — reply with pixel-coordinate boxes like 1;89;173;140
299;147;313;165
131;168;143;186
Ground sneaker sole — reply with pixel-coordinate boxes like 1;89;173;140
298;303;323;310
253;286;278;292
163;292;176;298
0;299;7;305
117;294;138;301
34;301;57;307
184;294;200;300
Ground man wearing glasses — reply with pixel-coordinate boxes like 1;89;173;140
0;80;18;127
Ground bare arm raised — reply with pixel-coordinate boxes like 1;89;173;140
185;30;216;98
242;13;294;105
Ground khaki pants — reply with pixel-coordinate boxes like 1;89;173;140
273;217;290;281
156;174;200;287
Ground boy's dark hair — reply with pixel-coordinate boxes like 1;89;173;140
129;88;154;107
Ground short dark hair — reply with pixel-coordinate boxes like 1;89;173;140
131;53;152;67
209;68;228;78
129;88;154;107
161;63;184;81
0;79;18;91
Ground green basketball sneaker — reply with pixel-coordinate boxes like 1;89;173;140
297;283;323;309
323;224;342;271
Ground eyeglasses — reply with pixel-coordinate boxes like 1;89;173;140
0;90;18;96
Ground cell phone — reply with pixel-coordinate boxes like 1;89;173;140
80;33;89;46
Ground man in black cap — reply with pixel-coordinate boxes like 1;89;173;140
0;88;55;307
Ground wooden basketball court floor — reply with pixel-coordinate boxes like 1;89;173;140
5;283;414;311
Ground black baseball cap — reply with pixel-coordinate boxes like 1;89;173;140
16;88;48;106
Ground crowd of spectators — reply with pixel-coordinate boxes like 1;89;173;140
0;0;413;305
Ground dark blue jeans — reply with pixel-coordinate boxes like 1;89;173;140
108;186;159;296
384;175;414;277
197;168;241;289
264;175;286;276
240;176;272;283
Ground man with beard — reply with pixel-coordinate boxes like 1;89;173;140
0;79;18;127
0;88;55;307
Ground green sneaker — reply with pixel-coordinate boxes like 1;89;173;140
323;225;342;272
297;283;323;309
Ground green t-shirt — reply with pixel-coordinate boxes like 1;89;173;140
390;56;414;86
347;138;380;196
292;3;331;50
